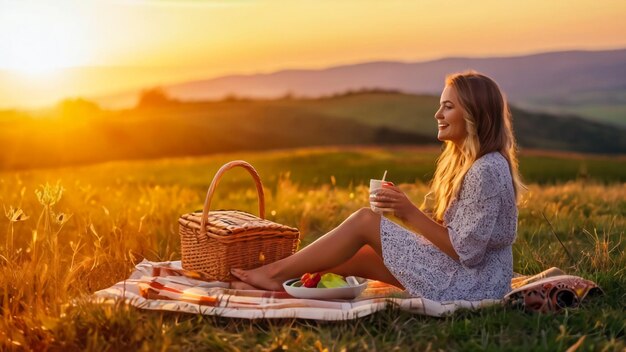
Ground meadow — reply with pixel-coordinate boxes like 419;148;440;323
0;146;624;351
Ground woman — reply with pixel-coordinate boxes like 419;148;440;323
232;71;524;301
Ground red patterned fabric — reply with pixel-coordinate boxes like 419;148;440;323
504;275;602;313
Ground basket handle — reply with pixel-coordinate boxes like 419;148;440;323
200;160;266;235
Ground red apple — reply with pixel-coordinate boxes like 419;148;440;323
300;272;321;288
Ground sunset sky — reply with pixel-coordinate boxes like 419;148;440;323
1;0;625;108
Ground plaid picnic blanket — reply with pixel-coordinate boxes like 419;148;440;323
93;260;600;320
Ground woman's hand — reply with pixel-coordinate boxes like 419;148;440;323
372;183;418;222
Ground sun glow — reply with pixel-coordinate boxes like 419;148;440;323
4;37;72;76
0;1;90;76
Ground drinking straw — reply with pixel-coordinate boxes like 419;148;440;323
382;170;388;182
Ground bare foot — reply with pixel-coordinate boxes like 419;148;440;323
229;280;261;290
231;268;285;291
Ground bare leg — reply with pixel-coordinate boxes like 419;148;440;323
324;245;404;289
231;208;386;291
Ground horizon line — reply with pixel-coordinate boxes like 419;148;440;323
1;45;625;111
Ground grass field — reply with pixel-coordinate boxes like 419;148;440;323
0;146;624;350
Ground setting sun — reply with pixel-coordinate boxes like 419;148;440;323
5;37;72;76
0;1;89;75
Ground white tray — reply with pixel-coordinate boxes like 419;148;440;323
282;277;368;300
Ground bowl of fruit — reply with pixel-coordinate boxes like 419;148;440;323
282;272;368;300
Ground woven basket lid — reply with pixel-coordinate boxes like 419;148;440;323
179;210;299;238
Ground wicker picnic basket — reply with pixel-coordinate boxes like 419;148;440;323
179;160;300;281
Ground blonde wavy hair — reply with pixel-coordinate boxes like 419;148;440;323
425;71;524;222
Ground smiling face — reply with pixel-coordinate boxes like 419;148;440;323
434;85;468;147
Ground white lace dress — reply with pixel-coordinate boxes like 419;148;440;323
380;152;518;301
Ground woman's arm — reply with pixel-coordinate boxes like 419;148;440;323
373;185;460;261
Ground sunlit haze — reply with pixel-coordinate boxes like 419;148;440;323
1;0;625;108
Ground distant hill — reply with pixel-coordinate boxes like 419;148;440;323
94;48;626;126
0;92;624;170
272;92;626;154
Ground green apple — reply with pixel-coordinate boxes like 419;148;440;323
316;273;348;288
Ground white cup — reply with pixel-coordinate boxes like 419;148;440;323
369;179;392;214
